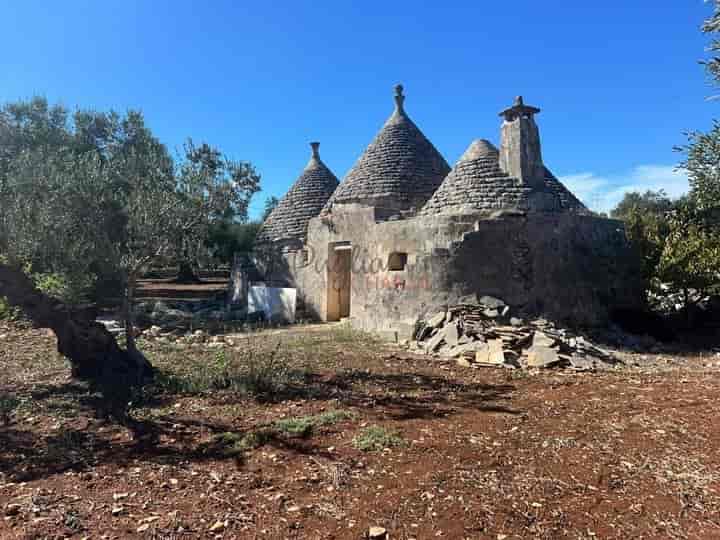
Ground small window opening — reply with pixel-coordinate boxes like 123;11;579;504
388;252;408;271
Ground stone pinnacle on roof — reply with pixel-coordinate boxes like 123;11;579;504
256;142;339;245
322;84;450;217
394;84;405;114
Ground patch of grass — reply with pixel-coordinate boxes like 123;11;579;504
314;409;355;426
203;410;355;456
238;346;303;396
353;425;404;452
204;429;276;457
274;409;355;438
274;416;314;437
329;325;379;344
236;429;275;450
146;344;307;400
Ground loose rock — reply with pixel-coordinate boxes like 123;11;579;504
526;346;560;368
4;503;21;516
416;297;620;371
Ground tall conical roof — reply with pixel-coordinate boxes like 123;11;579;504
322;85;450;217
257;142;339;245
420;139;586;216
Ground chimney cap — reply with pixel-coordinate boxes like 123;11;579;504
499;95;541;120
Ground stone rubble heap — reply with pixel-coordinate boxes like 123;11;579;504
142;326;232;348
411;296;619;371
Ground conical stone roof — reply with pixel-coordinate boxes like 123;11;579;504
322;85;450;217
256;142;339;245
420;139;587;216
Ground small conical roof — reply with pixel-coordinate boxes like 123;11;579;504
257;142;339;244
420;139;586;216
322;84;450;216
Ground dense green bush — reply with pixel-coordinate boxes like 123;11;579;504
33;271;96;306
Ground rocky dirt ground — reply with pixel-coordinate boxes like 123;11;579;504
1;320;720;540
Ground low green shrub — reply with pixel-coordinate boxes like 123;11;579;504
150;343;306;400
274;409;354;438
353;425;404;451
204;429;276;456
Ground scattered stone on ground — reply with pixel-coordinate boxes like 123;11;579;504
368;526;388;539
411;296;619;370
133;299;248;326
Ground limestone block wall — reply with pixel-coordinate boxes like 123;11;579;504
261;206;644;339
447;215;645;326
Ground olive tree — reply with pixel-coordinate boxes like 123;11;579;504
0;98;259;396
173;140;260;282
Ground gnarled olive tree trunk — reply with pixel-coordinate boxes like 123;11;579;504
0;263;154;387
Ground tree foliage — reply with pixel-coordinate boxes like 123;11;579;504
206;221;262;266
702;1;720;87
173;140;260;279
262;196;280;221
611;191;673;286
0;97;262;386
611;4;720;312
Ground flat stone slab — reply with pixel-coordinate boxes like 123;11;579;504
441;341;486;358
526;345;560;368
479;295;506;309
532;331;557;348
444;323;459;347
569;355;595;371
475;339;505;365
426;311;446;328
425;330;445;353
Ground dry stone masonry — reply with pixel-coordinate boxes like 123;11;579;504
420;139;586;216
321;85;450;218
239;84;645;337
256;142;339;246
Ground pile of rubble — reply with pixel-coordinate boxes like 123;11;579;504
133;299;248;327
411;296;619;371
95;320;241;349
141;326;238;348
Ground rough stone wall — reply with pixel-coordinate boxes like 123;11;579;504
447;215;644;325
291;208;644;339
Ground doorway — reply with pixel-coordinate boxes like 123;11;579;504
327;243;352;321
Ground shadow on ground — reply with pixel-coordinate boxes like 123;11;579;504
0;369;518;483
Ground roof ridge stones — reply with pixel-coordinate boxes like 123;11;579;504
256;142;339;245
322;84;450;217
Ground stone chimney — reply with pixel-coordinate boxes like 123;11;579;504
498;96;544;187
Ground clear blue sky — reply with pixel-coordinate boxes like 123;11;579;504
1;0;715;216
